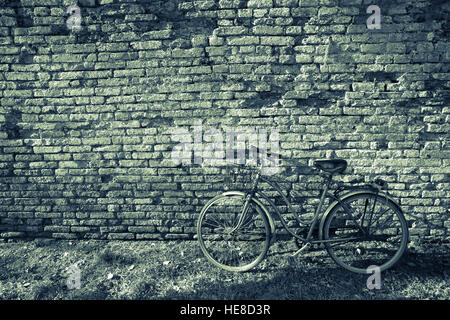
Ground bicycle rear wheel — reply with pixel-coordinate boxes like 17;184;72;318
323;192;409;274
197;193;271;272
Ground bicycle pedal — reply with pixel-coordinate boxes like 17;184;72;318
287;255;296;267
270;233;277;245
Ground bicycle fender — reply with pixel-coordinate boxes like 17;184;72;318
318;189;403;240
221;191;276;237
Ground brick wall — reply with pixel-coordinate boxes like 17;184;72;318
0;0;448;241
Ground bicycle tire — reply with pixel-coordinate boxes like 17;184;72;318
197;193;271;272
322;192;409;274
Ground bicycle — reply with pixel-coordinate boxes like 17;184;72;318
196;146;409;274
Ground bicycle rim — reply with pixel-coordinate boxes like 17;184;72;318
323;193;408;274
197;194;271;272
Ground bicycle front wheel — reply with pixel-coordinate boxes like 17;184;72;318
197;193;271;272
323;192;409;274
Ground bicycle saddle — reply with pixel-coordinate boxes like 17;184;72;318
314;159;347;174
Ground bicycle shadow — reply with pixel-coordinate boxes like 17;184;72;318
161;243;449;300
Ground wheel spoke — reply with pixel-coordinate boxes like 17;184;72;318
339;203;366;235
198;194;270;272
323;193;408;274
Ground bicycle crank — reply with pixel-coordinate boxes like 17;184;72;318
291;242;311;257
293;228;308;249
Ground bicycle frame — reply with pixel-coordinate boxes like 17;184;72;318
242;166;395;246
256;173;335;243
227;156;331;242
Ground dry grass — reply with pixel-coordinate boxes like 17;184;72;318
0;238;448;300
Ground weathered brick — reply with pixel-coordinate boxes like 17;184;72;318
248;0;273;8
0;0;446;242
227;36;259;45
130;41;162;50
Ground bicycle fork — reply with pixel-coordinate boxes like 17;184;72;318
228;170;261;234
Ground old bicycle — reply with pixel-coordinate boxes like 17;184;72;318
196;146;409;274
